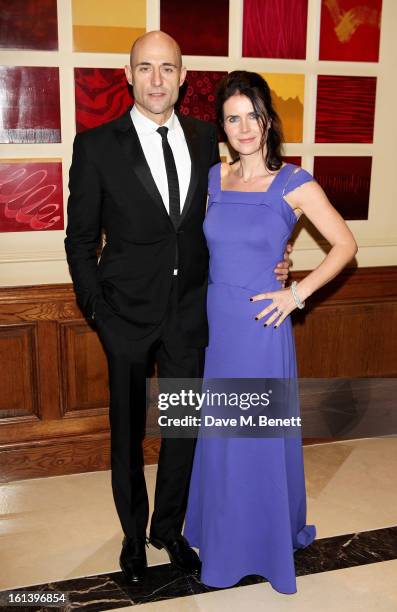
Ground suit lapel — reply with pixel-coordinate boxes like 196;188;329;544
113;110;171;223
177;113;200;225
113;109;201;227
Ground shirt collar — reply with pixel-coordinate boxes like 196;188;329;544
130;105;178;135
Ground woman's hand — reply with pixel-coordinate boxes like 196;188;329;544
250;287;297;328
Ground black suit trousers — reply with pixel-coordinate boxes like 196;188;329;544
95;278;204;541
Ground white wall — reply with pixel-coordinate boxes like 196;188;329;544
0;0;396;286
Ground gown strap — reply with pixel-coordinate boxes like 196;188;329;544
281;165;316;197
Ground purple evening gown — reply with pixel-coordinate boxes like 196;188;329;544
183;162;317;594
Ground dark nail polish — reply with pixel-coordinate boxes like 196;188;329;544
255;317;258;320
264;323;267;327
249;298;253;301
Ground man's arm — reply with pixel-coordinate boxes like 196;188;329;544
64;133;103;319
275;243;293;285
209;124;221;167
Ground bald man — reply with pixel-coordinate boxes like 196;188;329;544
65;31;289;583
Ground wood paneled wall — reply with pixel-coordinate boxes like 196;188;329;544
1;266;396;482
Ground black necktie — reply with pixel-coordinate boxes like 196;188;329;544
157;126;180;228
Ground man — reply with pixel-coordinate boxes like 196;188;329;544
65;30;290;583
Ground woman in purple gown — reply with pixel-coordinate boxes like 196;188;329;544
183;72;358;594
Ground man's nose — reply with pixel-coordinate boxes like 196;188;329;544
151;67;163;87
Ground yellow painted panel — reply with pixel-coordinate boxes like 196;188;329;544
260;73;304;143
73;25;145;53
278;101;303;143
72;0;146;28
261;73;304;104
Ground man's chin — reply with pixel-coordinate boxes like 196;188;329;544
135;99;175;120
145;99;171;114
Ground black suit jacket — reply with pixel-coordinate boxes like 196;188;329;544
65;109;220;346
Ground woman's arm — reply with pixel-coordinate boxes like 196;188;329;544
285;180;358;301
251;180;358;327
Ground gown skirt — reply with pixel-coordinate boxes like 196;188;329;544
184;162;316;594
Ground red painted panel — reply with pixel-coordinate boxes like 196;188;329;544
315;75;376;143
319;0;382;62
74;68;133;132
0;66;61;143
179;71;227;132
160;0;229;56
0;161;64;232
283;156;302;166
0;0;58;50
75;68;224;134
243;0;308;59
314;156;372;220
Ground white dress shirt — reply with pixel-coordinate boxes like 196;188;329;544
130;105;191;214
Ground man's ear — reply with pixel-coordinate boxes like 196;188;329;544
179;66;187;87
125;64;133;86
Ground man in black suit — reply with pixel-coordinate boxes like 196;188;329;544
65;31;290;583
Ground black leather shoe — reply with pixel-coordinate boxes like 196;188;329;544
119;536;148;583
149;534;201;575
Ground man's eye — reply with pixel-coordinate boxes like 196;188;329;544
139;66;150;72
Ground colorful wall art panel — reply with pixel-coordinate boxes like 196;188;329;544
72;0;146;53
0;0;58;51
178;71;227;126
0;159;64;232
261;73;304;143
315;75;376;143
74;69;228;133
283;157;302;166
243;0;308;59
319;0;382;62
0;66;61;143
74;68;133;133
313;156;372;220
160;0;229;56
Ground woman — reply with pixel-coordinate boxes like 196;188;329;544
183;71;357;594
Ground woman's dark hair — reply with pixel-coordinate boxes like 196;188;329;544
215;71;284;171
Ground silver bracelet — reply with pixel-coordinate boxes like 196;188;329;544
291;281;305;309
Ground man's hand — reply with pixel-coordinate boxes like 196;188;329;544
274;242;293;287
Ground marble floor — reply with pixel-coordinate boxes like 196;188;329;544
0;437;396;611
